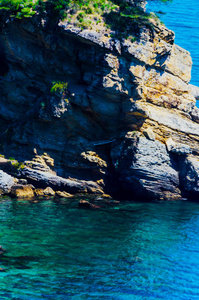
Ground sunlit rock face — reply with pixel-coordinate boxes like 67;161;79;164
0;16;199;200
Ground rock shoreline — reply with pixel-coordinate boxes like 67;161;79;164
0;17;199;201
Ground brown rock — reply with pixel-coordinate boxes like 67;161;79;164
56;191;73;198
34;189;45;196
43;187;55;196
11;185;34;198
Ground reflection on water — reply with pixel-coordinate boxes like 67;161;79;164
0;197;199;299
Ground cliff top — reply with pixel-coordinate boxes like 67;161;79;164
0;0;171;39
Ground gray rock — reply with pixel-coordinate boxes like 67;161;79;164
189;84;199;100
180;155;199;193
0;171;15;194
166;138;192;155
111;133;180;200
190;106;199;123
20;167;102;194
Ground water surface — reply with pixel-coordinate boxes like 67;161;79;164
0;197;199;299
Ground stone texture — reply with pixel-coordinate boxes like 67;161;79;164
0;171;15;194
43;187;55;196
143;127;155;141
111;132;181;200
189;84;199;100
0;16;198;200
10;184;35;198
180;155;199;194
34;188;45;197
56;191;73;198
166;138;192;155
20;167;103;194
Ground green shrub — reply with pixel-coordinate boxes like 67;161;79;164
51;81;68;94
0;0;172;38
0;0;38;19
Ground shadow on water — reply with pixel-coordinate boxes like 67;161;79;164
0;254;45;270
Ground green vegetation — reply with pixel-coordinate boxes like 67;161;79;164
51;81;69;101
0;0;37;19
11;160;25;170
8;157;16;160
0;0;172;37
51;81;68;94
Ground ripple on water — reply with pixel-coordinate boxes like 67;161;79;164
0;199;198;299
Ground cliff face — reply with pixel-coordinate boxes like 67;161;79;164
1;17;199;200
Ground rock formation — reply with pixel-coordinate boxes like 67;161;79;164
0;15;199;200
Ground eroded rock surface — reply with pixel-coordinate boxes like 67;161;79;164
111;132;181;200
180;155;199;194
0;171;15;194
0;17;199;200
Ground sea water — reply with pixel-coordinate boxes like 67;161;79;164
0;198;199;299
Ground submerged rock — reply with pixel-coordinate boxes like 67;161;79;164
78;200;101;209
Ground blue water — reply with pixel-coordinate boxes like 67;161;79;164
148;0;199;87
1;198;199;299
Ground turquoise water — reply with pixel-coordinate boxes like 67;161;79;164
148;0;199;87
1;197;199;299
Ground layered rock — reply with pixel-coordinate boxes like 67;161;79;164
0;16;199;200
111;132;181;200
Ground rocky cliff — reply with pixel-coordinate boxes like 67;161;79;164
1;15;199;201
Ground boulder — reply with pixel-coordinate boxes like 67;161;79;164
56;191;73;198
111;132;181;200
10;184;35;198
43;187;55;196
179;155;199;194
20;167;103;194
0;170;15;194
